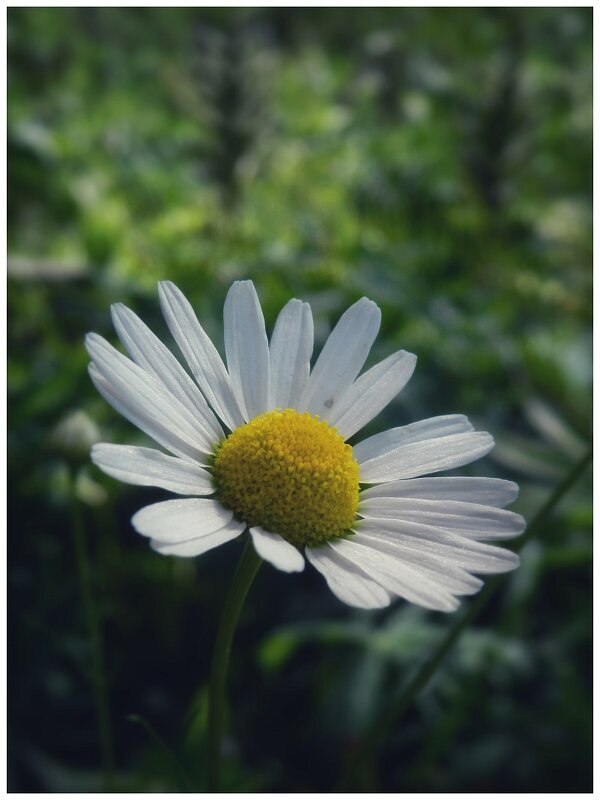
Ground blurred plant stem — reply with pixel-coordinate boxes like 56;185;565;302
128;714;191;790
207;538;262;792
343;446;592;791
69;468;115;791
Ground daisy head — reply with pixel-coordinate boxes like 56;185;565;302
86;280;524;612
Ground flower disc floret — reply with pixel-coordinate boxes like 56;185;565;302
213;409;360;547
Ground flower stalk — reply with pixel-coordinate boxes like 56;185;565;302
207;538;262;791
69;469;115;790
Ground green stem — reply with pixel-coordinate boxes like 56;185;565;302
128;714;191;791
69;468;115;790
347;447;592;787
207;538;262;792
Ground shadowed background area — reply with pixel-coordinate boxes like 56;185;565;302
8;7;592;792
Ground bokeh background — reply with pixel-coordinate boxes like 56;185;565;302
8;7;592;792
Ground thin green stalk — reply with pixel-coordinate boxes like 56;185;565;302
347;447;592;786
128;714;191;791
207;538;262;792
70;469;115;790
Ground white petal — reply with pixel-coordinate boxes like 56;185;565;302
268;299;314;410
87;345;211;465
250;527;304;573
306;546;391;609
91;443;214;495
330;350;417;440
90;366;188;461
223;281;270;420
359;498;526;540
358;431;495;483
360;477;519;508
329;538;460;612
131;497;234;542
358;518;520;574
297;297;381;421
354;415;474;464
350;530;482;596
158;281;245;430
111;303;223;441
151;519;246;557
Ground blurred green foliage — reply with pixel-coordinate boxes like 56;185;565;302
8;7;591;792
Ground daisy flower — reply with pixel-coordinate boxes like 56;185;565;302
86;281;524;612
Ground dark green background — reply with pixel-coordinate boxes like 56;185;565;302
8;8;592;792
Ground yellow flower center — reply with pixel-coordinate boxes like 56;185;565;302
213;409;360;547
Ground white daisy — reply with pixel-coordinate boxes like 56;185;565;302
86;280;524;612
